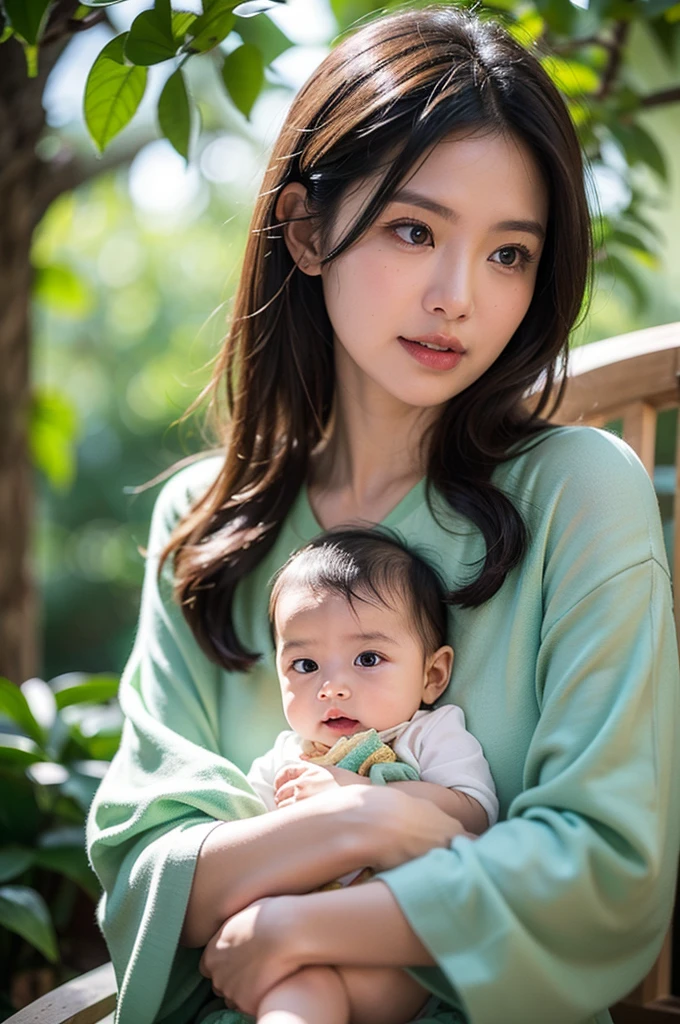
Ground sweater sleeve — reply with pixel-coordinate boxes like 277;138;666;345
86;459;266;1024
377;436;680;1024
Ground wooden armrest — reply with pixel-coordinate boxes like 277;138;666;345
4;963;116;1024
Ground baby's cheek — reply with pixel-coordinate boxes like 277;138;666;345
281;690;309;732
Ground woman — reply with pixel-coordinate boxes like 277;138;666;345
87;6;680;1024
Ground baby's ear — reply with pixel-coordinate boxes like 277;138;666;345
422;645;454;705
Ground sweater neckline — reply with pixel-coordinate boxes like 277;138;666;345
295;476;427;538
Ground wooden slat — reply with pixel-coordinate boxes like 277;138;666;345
624;930;673;1007
549;321;680;425
611;998;680;1024
623;402;657;478
5;964;116;1024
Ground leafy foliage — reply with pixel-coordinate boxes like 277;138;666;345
0;673;121;1001
1;0;678;295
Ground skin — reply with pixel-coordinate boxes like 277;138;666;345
273;586;452;745
194;129;549;1016
271;584;488;831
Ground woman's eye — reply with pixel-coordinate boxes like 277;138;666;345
355;651;382;668
292;658;319;674
490;244;534;270
391;221;433;248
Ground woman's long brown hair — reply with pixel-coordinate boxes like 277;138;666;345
161;3;592;672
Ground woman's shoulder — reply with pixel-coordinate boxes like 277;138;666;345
505;424;654;503
503;425;668;571
148;452;224;549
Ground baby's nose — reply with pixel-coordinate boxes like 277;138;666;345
318;678;351;699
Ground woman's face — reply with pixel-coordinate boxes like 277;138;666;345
318;131;549;410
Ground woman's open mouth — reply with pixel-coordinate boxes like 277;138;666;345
398;336;465;371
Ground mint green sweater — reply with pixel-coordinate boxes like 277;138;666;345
87;426;680;1024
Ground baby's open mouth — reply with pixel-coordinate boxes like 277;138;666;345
323;714;361;732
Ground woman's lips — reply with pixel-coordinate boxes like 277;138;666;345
398;336;464;371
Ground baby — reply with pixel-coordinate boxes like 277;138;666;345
246;527;498;1024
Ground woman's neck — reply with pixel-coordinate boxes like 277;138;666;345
308;350;442;527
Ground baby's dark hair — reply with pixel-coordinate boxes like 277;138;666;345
268;528;449;654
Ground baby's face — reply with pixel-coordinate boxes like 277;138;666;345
273;586;449;746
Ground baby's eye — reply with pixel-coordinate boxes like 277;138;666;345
291;658;319;674
355;651;382;668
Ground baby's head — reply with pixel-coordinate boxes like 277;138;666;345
268;529;453;746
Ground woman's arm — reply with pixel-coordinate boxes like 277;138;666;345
182;782;467;947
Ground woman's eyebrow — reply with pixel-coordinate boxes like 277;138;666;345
390;188;546;241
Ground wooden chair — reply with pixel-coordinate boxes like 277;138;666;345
6;322;679;1024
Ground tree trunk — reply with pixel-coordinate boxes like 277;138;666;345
0;24;73;684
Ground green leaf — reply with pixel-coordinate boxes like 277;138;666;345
172;10;196;44
507;11;545;45
532;0;582;35
0;847;34;884
60;773;101;813
0;678;45;746
34;263;94;318
0;886;59;962
125;7;177;66
4;0;52;45
84;34;148;153
34;846;100;900
156;0;172;31
222;43;264;119
30;388;79;494
0;734;44;767
158;69;192;159
235;9;293;64
79;0;131;5
599;252;647;311
639;0;680;16
609;228;655;255
53;675;119;710
647;14;680;60
541;56;600;96
609;122;668;182
187;2;236;52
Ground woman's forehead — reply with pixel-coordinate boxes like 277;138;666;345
330;131;548;241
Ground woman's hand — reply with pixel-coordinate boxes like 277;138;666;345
199;896;301;1015
274;763;369;807
355;784;469;871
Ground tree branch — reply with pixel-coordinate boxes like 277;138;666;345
41;8;110;47
640;85;680;109
595;20;629;101
34;132;156;218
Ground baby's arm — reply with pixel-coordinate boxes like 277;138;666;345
379;779;488;833
274;764;486;834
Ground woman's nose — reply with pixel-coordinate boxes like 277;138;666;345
318;678;351;700
425;252;474;321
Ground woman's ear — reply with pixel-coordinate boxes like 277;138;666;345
274;182;323;276
422;645;454;705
